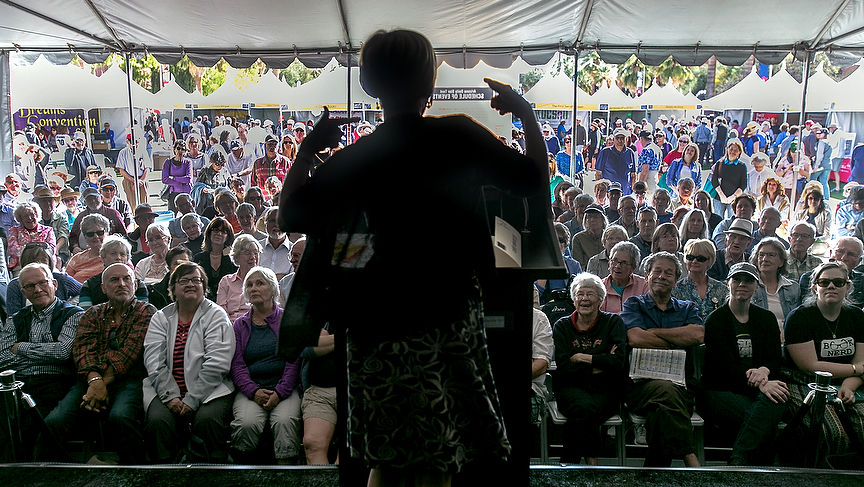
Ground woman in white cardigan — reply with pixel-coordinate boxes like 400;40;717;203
143;261;235;463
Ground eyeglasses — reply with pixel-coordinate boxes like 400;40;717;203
177;277;204;286
100;187;116;193
246;196;262;202
62;198;77;204
22;279;51;292
685;254;709;263
84;230;106;238
610;259;632;268
789;233;814;240
175;147;187;152
816;278;848;288
757;252;779;259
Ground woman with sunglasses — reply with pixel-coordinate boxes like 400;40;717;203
784;261;864;459
662;134;691;165
673;238;728;323
793;182;831;237
65;213;111;283
162;140;192;213
700;262;787;466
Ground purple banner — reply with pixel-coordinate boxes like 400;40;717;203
13;108;99;134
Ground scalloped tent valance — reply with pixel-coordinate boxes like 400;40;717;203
2;0;864;68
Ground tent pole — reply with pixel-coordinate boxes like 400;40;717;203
346;54;352;146
571;50;579;183
792;50;813;210
124;51;140;206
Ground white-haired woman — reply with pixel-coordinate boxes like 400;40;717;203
136;224;172;285
553;272;627;465
229;266;301;465
217;234;262;322
7;201;56;271
679;208;709;251
673;239;728;323
586;225;628;279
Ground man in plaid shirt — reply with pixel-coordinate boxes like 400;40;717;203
40;263;157;463
251;134;290;192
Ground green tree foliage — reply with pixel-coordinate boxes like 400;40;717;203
92;53;163;92
276;60;322;87
169;57;196;93
520;69;544;93
779;52;845;82
714;64;746;94
201;59;228;96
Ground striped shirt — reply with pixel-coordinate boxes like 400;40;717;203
172;318;191;396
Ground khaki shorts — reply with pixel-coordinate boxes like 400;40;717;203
302;385;337;424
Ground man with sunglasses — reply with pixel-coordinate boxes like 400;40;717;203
99;178;133;230
595;127;637;195
0;263;84;461
63;132;96;189
41;263;156;463
799;236;864;308
251;134;290;191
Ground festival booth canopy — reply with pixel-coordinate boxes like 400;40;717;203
804;62;843;111
151;80;205;110
835;61;864;110
287;58;377;111
593;82;639;110
3;1;864;68
701;67;768;111
244;71;296;108
634;80;698;109
523;73;596;111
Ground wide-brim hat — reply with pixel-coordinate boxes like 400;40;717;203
60;187;80;200
724;218;754;239
32;186;60;201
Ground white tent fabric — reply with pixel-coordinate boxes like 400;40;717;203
804;62;843;111
244;71;295;108
593;83;638;110
758;65;803;112
3;1;864;68
435;60;525;90
634;80;697;109
10;58;140;109
287;59;377;110
836;61;864;110
523;74;596;110
96;65;156;107
701;67;767;110
151;80;205;109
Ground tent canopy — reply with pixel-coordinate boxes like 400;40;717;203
2;1;864;68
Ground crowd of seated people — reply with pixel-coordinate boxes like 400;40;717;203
1;118;338;466
4;113;864;470
539;119;864;467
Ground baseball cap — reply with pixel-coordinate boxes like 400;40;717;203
609;181;623;193
73;132;86;141
613;128;629;137
727;262;760;282
584;204;606;217
264;134;279;144
229;139;242;151
99;177;117;189
82;187;99;199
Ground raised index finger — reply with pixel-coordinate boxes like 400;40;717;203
484;77;511;93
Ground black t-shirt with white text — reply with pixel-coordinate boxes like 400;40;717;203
784;305;864;369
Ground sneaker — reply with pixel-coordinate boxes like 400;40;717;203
634;425;647;445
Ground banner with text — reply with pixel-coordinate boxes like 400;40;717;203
13;108;99;134
432;87;494;101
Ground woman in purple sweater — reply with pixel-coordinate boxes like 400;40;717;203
229;266;300;464
162;139;192;212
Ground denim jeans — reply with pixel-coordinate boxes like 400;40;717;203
39;376;144;463
811;169;830;200
713;199;732;219
701;389;786;466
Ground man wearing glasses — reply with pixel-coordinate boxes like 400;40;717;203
63;132;96;189
99;178;133;230
784;222;821;280
0;262;84;461
799;236;864;308
41;263;156;463
251;134;290;191
595;128;637;195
